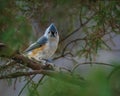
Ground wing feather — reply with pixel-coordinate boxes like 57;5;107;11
24;36;48;53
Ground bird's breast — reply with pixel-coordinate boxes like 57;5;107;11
27;40;58;61
27;44;46;59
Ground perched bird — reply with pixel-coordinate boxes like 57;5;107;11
24;23;59;62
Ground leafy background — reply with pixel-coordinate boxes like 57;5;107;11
0;0;120;96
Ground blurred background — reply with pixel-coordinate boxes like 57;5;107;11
0;0;120;96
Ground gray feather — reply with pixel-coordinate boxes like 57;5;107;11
24;36;48;53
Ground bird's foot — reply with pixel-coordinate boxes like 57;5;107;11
42;59;55;68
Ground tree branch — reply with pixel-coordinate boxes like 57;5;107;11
0;70;40;79
72;62;115;72
0;60;16;71
60;12;97;42
18;75;36;96
53;38;86;60
34;75;45;89
0;70;87;87
61;38;86;55
0;43;6;48
0;53;87;86
12;54;52;70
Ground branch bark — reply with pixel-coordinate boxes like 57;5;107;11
0;70;87;87
0;43;6;48
12;54;52;70
60;12;97;43
0;53;86;86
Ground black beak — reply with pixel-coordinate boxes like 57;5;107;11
51;31;56;37
49;23;57;37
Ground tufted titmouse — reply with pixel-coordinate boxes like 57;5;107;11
24;23;59;62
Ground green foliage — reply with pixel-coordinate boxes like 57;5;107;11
1;1;119;55
28;82;40;96
27;77;82;96
0;1;120;96
0;0;32;56
27;69;112;96
109;69;120;96
87;70;111;96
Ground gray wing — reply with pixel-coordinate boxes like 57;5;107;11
24;36;48;53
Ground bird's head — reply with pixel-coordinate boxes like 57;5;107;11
44;23;59;39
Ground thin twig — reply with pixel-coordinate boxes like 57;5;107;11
60;12;97;42
18;75;36;96
0;70;87;86
62;38;86;55
34;75;45;89
105;49;120;52
0;43;6;48
108;66;120;80
72;62;115;73
53;38;86;61
53;52;74;60
14;78;17;90
0;61;16;71
0;70;43;79
79;8;83;25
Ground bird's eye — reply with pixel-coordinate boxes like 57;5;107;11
48;31;51;34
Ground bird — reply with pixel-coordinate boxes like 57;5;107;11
24;23;59;63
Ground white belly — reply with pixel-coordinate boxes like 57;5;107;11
27;39;58;61
40;42;58;59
